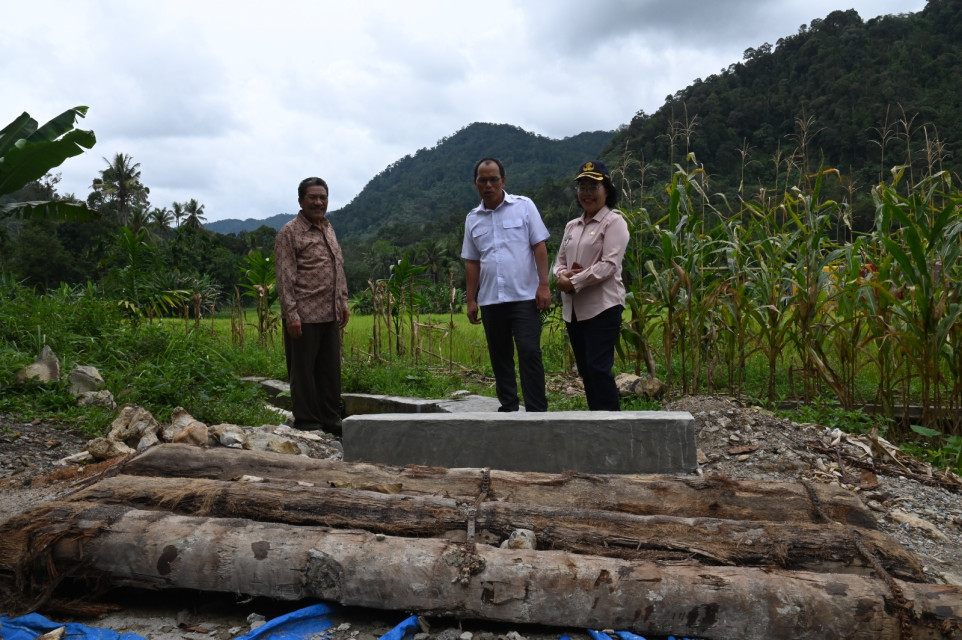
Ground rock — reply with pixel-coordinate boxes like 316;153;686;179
435;629;462;640
890;508;950;541
170;407;201;431
58;451;94;465
172;422;210;447
36;626;65;640
615;372;668;399
266;439;302;455
15;346;61;384
633;375;668;399
615;373;640;396
500;528;537;550
212;424;250;449
107;405;162;450
246;613;266;630
68;365;105;395
167;409;211;446
76;389;117;410
86;437;135;461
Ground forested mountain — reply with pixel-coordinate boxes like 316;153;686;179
206;213;294;235
601;1;962;228
327;123;614;240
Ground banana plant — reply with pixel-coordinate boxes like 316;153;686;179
383;253;429;357
238;250;278;345
0;107;99;221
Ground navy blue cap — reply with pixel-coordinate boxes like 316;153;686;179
575;160;609;181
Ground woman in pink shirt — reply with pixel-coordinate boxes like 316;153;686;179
553;161;630;410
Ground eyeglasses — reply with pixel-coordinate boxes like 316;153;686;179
476;176;502;184
577;182;602;192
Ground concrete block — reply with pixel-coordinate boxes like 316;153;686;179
342;393;444;415
342;411;697;475
343;393;503;415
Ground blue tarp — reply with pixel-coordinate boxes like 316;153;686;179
233;603;336;640
2;606;701;640
0;612;148;640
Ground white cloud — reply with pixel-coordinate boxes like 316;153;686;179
1;0;927;221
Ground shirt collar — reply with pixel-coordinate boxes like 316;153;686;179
580;205;612;224
477;191;517;212
296;210;329;229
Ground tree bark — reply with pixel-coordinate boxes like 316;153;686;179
68;474;923;580
121;444;878;528
1;501;959;640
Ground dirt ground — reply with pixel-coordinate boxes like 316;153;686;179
2;395;962;640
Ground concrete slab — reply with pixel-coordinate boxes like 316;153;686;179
342;393;502;415
342;411;697;474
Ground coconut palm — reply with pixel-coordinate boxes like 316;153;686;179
179;198;207;230
150;206;173;230
91;152;149;225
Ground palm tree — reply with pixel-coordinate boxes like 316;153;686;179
126;205;152;236
150;206;173;235
91;152;149;225
414;238;448;284
179;198;207;230
172;201;185;228
364;240;398;281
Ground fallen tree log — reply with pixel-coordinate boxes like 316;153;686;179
68;474;923;579
121;444;878;527
0;501;958;640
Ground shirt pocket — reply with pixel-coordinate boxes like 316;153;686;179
470;225;492;253
500;216;528;244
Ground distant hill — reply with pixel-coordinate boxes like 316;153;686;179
205;123;614;238
206;213;293;235
327;123;614;240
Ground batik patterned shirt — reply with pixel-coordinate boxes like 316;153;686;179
275;211;348;324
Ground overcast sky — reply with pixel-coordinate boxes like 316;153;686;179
2;1;926;223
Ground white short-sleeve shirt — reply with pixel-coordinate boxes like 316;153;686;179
461;192;550;306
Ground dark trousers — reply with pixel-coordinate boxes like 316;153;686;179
283;320;343;431
480;300;547;412
567;305;623;411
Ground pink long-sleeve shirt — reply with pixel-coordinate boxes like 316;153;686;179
553;206;630;322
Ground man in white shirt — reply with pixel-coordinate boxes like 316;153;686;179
461;157;550;412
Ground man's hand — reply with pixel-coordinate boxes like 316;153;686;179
339;304;350;329
286;319;303;339
467;300;481;324
536;282;551;310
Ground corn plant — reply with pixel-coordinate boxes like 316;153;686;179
780;172;847;404
874;172;962;432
